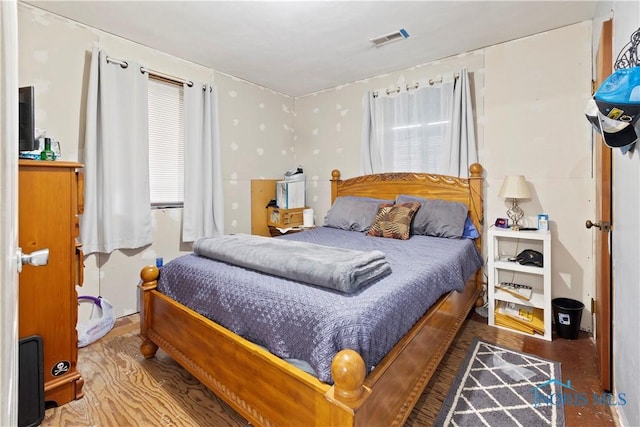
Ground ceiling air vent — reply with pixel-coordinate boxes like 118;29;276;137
370;28;410;47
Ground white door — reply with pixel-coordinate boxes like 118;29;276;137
1;1;20;425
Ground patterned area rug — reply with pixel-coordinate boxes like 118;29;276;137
435;338;565;426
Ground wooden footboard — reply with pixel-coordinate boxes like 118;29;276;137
139;266;363;426
139;266;481;427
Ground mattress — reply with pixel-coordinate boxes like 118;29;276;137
157;226;483;383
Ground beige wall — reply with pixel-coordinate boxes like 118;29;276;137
18;4;295;317
18;3;595;331
484;22;594;329
294;22;594;331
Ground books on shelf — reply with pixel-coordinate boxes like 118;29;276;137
494;315;537;335
495;300;544;335
495;282;533;301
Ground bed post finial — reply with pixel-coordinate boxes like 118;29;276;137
331;170;342;204
141;265;159;284
469;163;482;178
331;349;366;402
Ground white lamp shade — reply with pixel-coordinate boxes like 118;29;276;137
498;175;531;199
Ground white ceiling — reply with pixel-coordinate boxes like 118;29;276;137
23;1;600;97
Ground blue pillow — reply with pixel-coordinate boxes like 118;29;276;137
462;217;480;239
396;195;468;238
324;196;394;232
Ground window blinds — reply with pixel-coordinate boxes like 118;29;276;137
148;78;184;206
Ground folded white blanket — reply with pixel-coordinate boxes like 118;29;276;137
193;233;391;293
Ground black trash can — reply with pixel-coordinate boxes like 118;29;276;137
552;298;584;339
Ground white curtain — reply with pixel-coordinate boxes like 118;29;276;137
441;68;478;177
80;48;152;254
0;1;19;424
182;83;224;241
360;92;383;174
361;69;477;177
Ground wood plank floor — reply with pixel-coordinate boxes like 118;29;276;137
42;311;617;426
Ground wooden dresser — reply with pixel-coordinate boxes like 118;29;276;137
18;160;84;407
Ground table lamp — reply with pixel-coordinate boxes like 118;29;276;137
498;175;531;230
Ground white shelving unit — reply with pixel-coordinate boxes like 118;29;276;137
487;226;552;341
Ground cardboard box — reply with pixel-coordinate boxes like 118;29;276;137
276;180;305;209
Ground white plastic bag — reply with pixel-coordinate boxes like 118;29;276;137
77;296;115;348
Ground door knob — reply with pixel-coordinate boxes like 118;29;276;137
17;248;49;273
586;220;610;232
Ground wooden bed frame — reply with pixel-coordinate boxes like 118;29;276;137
138;163;484;426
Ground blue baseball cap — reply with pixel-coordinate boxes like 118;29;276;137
588;67;640;148
595;67;640;121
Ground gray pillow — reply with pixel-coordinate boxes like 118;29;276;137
396;195;468;238
324;196;393;232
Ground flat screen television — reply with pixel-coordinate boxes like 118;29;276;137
18;86;36;152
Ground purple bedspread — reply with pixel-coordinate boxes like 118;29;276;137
157;227;483;383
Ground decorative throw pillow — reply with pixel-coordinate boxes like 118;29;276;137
396;195;468;238
367;202;421;240
324;196;394;232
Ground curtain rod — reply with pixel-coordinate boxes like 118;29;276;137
373;72;460;98
106;56;195;87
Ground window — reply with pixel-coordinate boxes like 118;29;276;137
148;78;184;207
380;88;452;173
363;82;456;175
